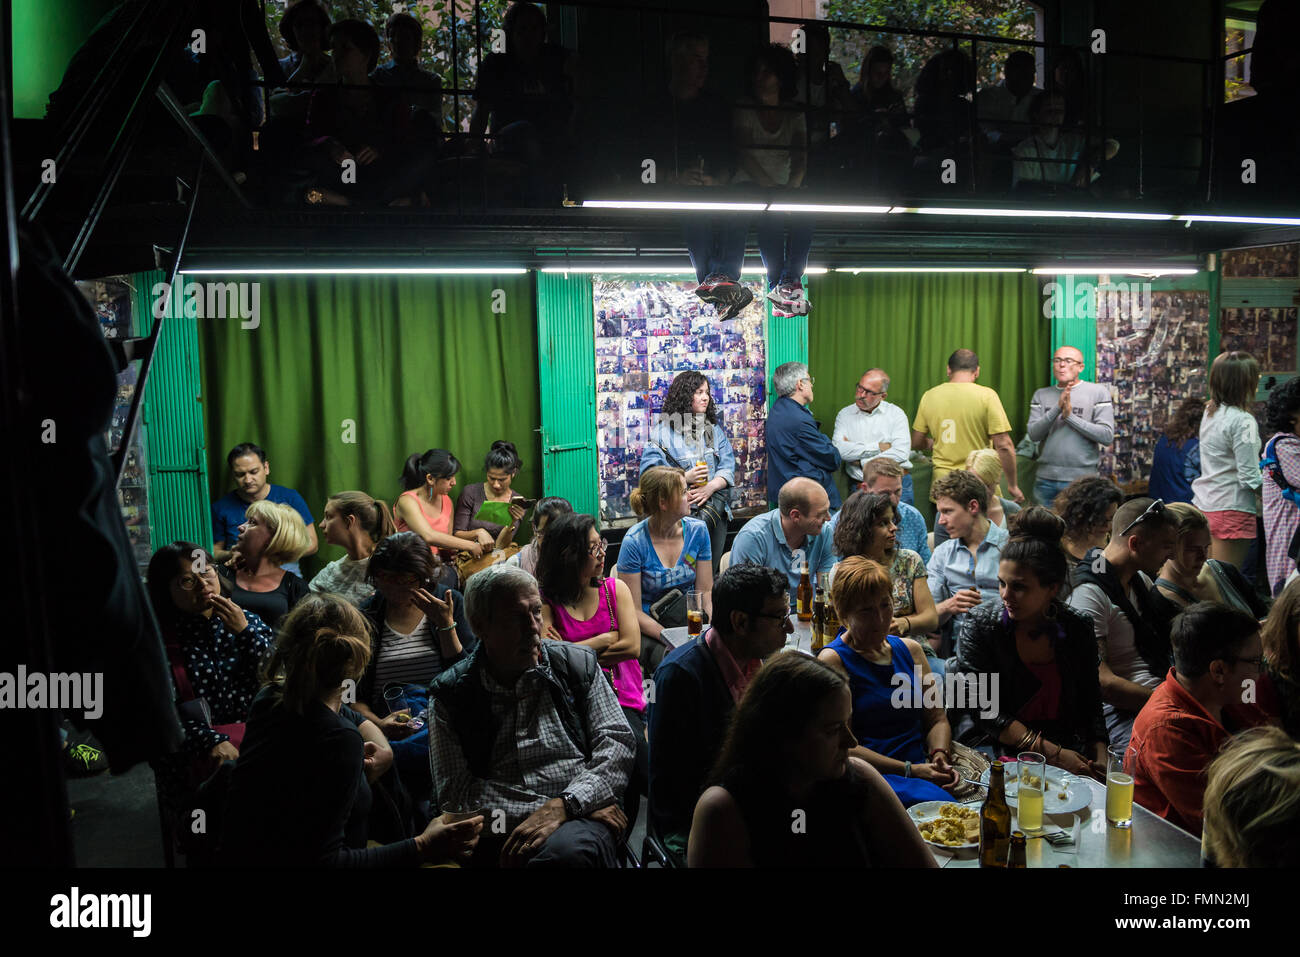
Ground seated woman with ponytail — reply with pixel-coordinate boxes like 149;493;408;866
954;507;1109;778
394;449;490;583
310;490;397;605
355;532;475;799
455;440;530;549
220;593;483;867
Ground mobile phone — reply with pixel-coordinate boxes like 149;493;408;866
512;497;537;510
406;708;428;732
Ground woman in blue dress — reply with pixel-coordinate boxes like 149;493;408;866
639;371;736;573
817;555;960;807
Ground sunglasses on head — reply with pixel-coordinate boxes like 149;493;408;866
1119;498;1166;537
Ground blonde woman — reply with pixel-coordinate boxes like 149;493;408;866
932;449;1020;546
220;593;482;867
1202;726;1300;868
1153;502;1268;620
222;500;314;625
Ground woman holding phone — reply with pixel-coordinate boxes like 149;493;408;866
455;440;531;549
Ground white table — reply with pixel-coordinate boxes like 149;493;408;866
929;775;1203;868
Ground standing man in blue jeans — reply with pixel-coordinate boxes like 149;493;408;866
1026;346;1115;509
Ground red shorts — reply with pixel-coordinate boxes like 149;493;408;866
1204;509;1256;540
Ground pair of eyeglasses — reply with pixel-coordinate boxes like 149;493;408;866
802;376;816;386
1053;357;1083;365
589;539;608;556
1118;498;1166;537
176;570;217;591
751;610;794;628
855;385;886;397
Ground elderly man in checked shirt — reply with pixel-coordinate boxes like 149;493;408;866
429;564;636;867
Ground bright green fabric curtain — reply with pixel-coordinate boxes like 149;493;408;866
807;271;1049;519
198;275;539;579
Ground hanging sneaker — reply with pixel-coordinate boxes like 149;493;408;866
694;273;729;305
718;283;754;320
781;283;811;315
64;742;109;777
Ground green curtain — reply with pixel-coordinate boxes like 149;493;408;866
198;275;539;579
807;271;1049;521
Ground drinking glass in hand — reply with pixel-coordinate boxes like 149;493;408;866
1105;744;1133;828
1017;751;1046;832
383;686;409;720
686;590;703;636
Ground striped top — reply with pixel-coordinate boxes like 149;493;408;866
371;616;442;689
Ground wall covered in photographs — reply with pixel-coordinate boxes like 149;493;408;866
1220;243;1299;374
593;278;768;522
1096;286;1210;486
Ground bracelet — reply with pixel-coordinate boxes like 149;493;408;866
903;760;913;778
900;617;911;635
436;623;456;633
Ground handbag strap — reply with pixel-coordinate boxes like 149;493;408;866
603;577;618;631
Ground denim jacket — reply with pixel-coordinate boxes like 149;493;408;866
639;420;736;515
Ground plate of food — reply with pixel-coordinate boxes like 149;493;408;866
979;763;1092;815
908;801;981;849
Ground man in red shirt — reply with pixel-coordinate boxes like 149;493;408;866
1126;602;1273;835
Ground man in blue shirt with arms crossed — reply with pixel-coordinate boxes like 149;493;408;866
211;441;317;576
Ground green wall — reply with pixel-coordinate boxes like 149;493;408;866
11;0;120;118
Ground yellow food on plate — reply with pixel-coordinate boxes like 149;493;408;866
918;804;980;845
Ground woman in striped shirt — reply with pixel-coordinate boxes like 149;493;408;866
354;532;475;799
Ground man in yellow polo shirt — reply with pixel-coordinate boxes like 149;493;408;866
911;349;1024;502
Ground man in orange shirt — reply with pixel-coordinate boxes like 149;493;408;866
1125;602;1274;835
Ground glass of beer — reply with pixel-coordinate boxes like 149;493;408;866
1106;743;1134;828
383;685;409;720
686;590;703;636
1016;751;1046;832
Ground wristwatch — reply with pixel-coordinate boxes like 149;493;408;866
562;791;581;819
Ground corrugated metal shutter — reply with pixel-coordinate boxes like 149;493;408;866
765;303;808;405
536;272;599;521
131;270;212;550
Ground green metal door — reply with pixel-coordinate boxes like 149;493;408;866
536;272;600;521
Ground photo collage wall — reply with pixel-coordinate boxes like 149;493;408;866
1096;284;1210;486
1220;243;1299;373
593;278;768;522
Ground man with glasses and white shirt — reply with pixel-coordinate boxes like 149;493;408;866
766;362;842;511
1026;346;1115;509
833;368;915;505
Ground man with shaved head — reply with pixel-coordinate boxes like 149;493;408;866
1026;345;1115;509
730;477;835;610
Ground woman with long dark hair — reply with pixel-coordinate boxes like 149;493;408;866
688;651;935;868
640;371;735;572
1148;396;1206;504
537;512;647;823
394;449;488;567
146;541;275;809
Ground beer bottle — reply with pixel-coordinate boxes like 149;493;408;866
811;578;827;653
1009;831;1027;869
979;761;1012;868
796;561;813;622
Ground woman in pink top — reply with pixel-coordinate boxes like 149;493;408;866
393;450;493;582
537;511;646;823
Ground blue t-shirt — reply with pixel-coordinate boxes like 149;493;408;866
211;485;314;576
618;517;712;611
